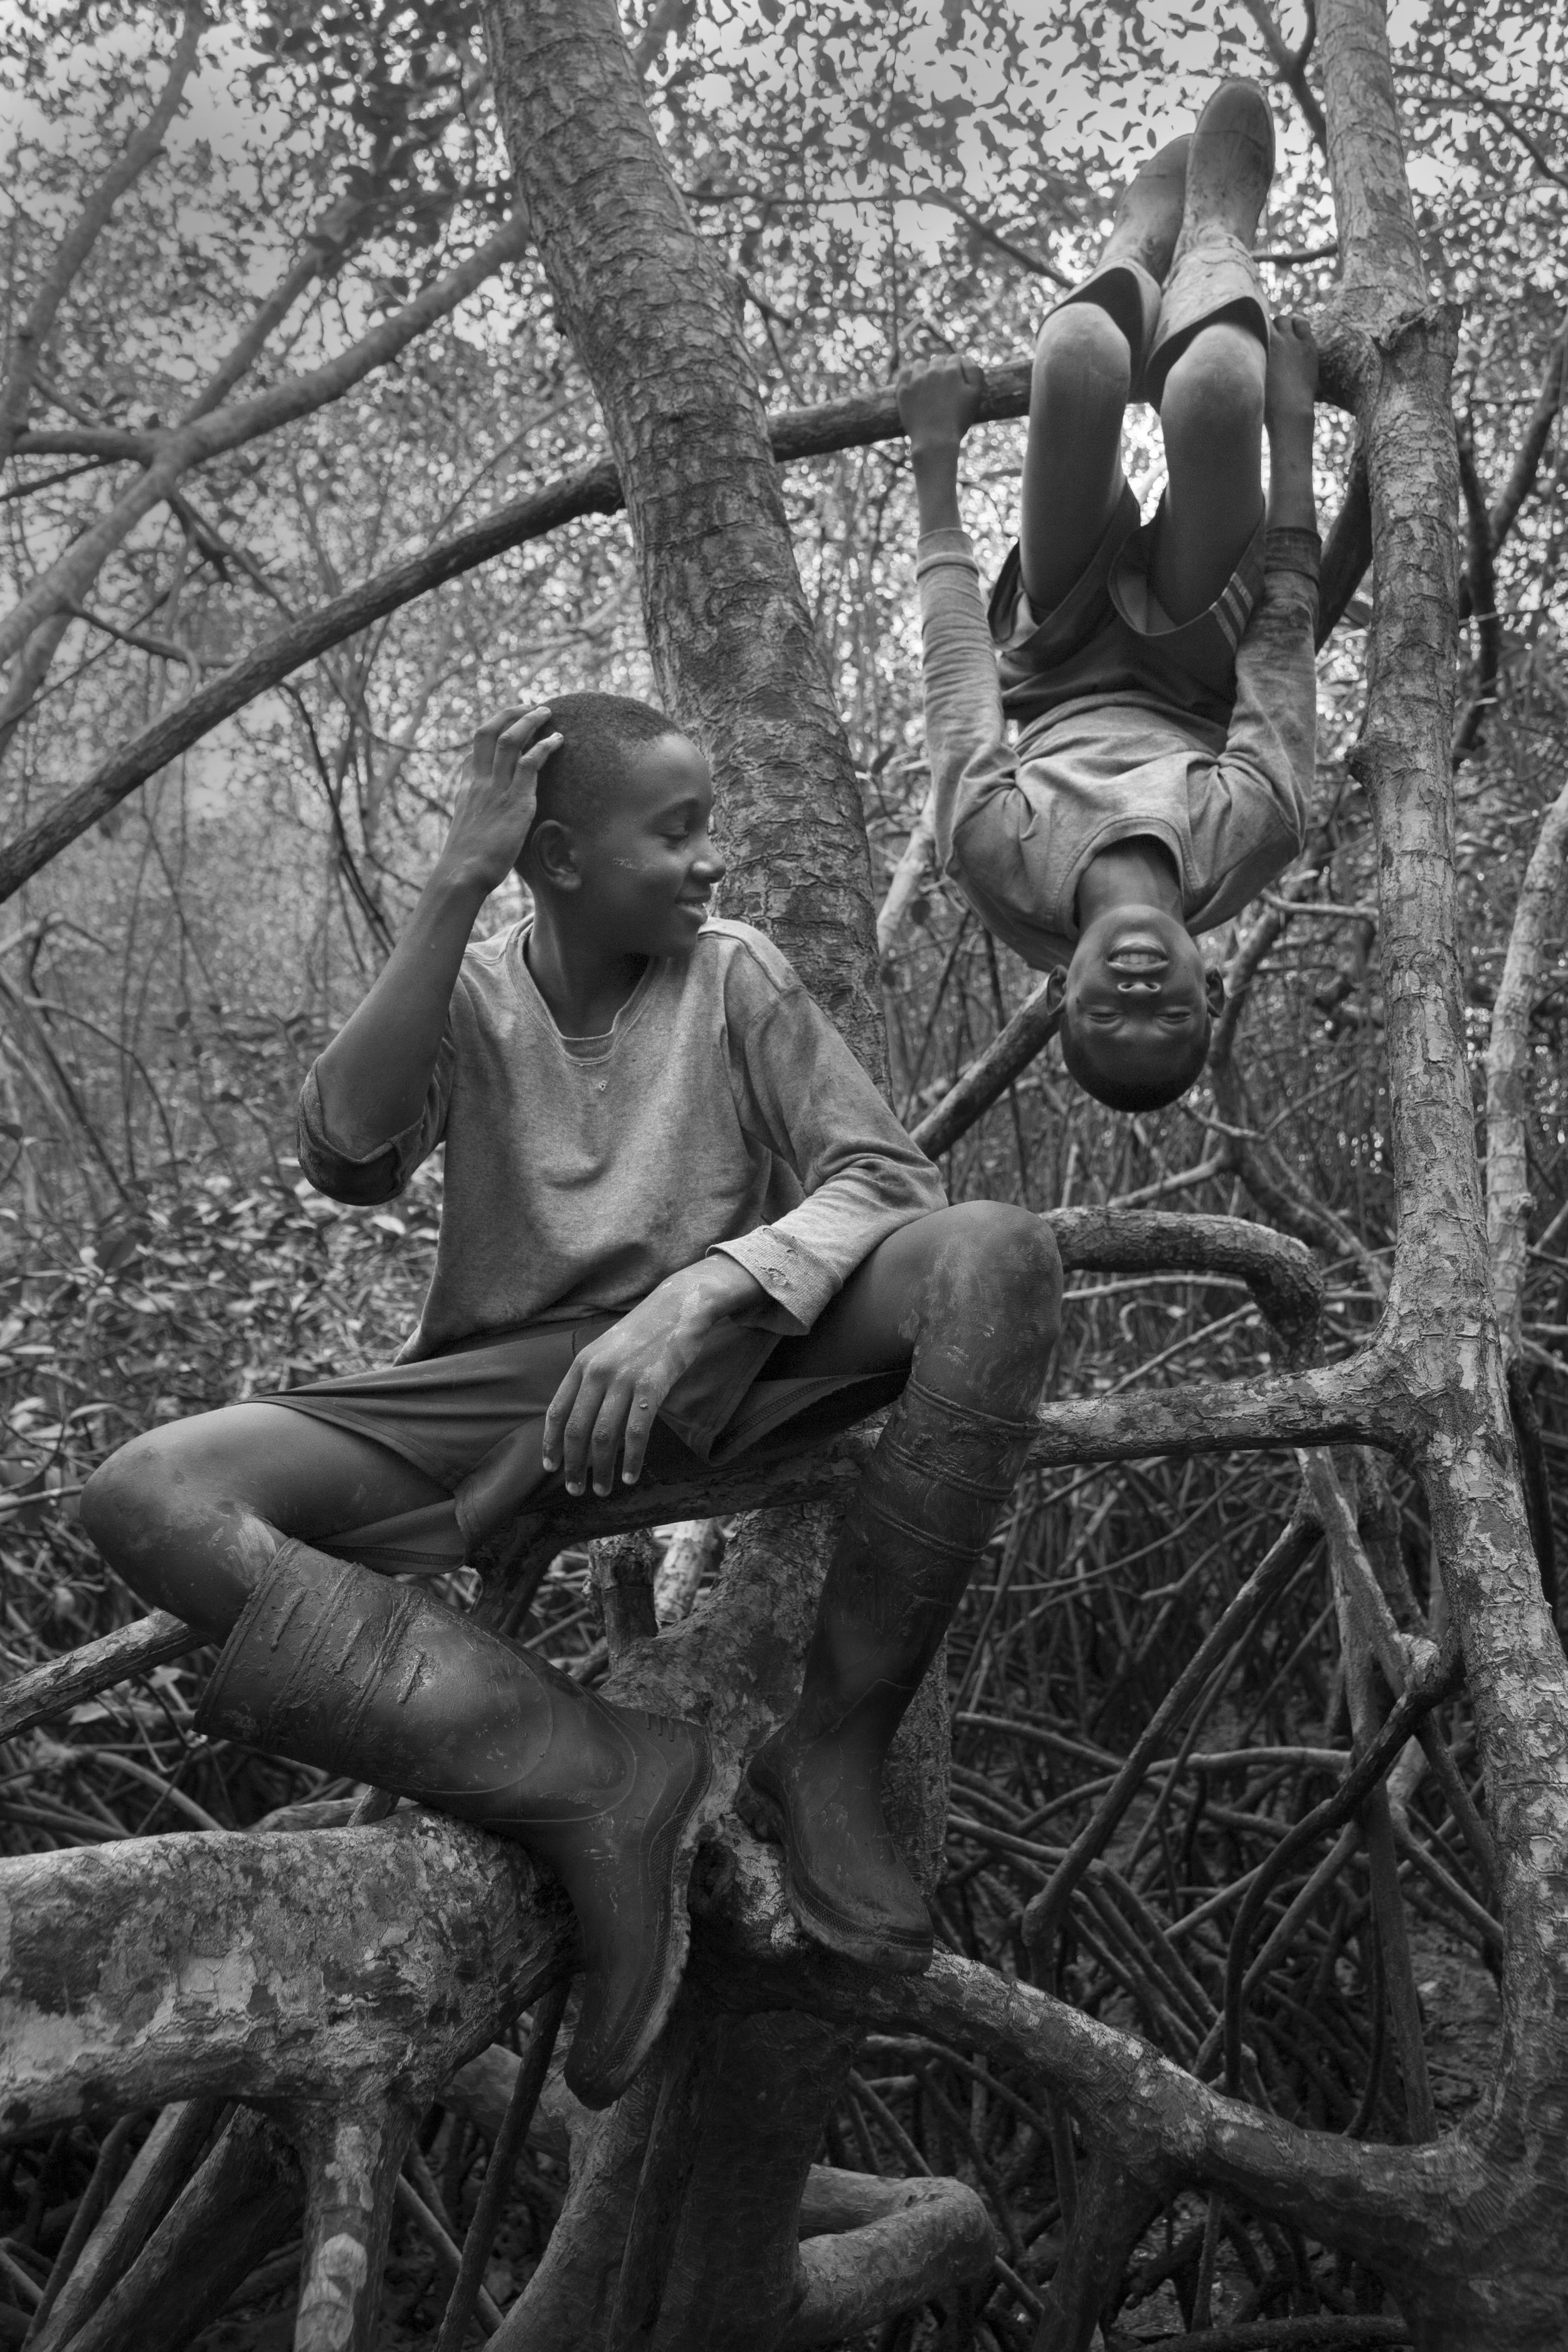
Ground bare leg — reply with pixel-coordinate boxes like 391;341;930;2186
1149;321;1267;627
770;1197;1058;1405
80;1405;447;1640
1015;134;1189;617
1017;305;1133;617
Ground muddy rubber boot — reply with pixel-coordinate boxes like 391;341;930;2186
739;1380;1037;1972
1047;132;1190;398
195;1541;711;2107
1146;79;1276;405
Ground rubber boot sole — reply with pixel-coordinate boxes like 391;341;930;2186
738;1757;933;1975
1182;80;1276;249
564;1722;714;2109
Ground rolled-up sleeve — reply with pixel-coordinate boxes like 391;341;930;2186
916;528;1061;955
710;947;945;1330
1219;526;1320;851
296;1036;453;1207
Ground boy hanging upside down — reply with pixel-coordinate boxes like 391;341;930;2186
897;78;1322;1111
82;693;1061;2109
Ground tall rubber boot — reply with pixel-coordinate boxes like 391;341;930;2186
1047;132;1190;400
739;1379;1037;1971
194;1541;711;2107
1145;80;1275;406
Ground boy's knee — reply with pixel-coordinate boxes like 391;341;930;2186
81;1429;231;1575
1034;303;1133;405
80;1441;171;1568
1160;322;1265;443
935;1201;1062;1342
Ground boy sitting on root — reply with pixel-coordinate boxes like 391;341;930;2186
83;692;1060;2108
898;78;1322;1111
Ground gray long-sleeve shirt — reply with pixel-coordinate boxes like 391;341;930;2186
298;916;945;1360
914;525;1321;972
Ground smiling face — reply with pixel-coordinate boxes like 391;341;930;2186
532;732;726;959
1054;905;1223;1110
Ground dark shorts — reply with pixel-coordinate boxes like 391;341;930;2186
988;483;1266;742
268;1311;905;1574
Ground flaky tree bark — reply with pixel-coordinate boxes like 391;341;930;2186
482;0;882;1066
1486;774;1568;1359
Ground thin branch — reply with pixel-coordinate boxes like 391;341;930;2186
1485;770;1568;1357
67;600;193;670
1451;431;1500;764
916;192;1070;285
10;425;156;460
1021;1510;1322;1968
1237;0;1329;151
1407;64;1568;191
0;6;206;462
684;181;1071;284
177;191;370;426
0;215;531;674
1221;1633;1460;2106
630;0;696;77
876;781;935;958
1457;305;1568;621
1486;307;1568;550
1209;959;1380;1286
1316;440;1372;644
911;977;1059;1160
433;1978;569;2352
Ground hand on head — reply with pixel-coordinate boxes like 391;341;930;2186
896;353;985;450
1050;909;1223;1111
441;704;562;896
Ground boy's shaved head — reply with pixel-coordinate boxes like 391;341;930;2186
534;691;685;832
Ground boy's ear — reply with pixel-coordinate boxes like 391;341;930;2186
1044;967;1067;1018
529;817;583;892
1204;967;1226;1019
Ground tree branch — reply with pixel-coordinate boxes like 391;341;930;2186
695;1834;1476;2270
0;1811;573;2129
1451;430;1500;764
1237;0;1329;151
910;976;1059;1160
1320;0;1568;2084
1481;306;1568;560
1046;1207;1323;1348
1315;440;1371;643
0;6;206;462
0;336;1364;909
0;216;531;675
177;189;371;425
1021;1509;1323;1969
1485;770;1568;1357
0;454;622;906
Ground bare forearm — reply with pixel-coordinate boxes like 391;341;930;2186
1266;416;1317;534
314;861;487;1155
911;442;965;537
